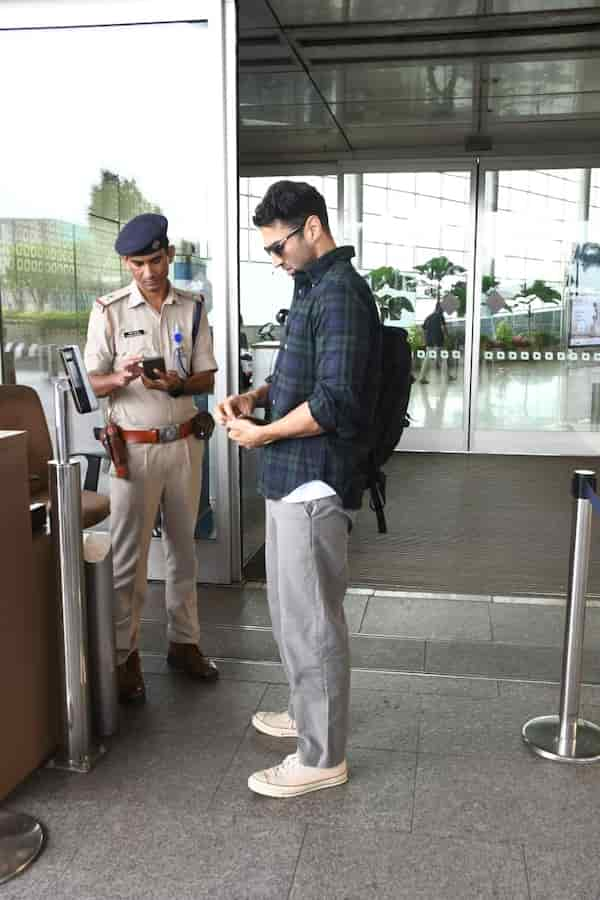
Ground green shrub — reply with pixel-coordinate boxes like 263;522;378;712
495;321;513;347
407;324;425;352
531;330;556;349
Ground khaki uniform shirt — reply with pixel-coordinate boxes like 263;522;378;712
84;281;217;430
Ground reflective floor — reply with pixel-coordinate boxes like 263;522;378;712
409;358;600;431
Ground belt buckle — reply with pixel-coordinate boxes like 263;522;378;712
159;424;178;443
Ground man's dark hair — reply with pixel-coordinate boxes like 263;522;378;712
253;180;330;233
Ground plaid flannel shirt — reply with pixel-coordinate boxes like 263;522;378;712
258;245;381;509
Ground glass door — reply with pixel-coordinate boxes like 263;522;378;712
471;162;600;454
343;165;476;451
0;0;238;582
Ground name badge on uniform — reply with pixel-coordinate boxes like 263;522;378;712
123;329;145;338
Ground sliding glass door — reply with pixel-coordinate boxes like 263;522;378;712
472;161;600;454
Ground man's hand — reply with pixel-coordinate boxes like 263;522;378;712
114;356;143;388
226;416;271;449
141;369;184;393
215;392;256;425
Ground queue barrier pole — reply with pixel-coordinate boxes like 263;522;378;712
522;469;600;764
48;379;104;772
0;811;45;885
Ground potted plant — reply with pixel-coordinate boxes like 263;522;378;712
366;266;415;323
414;256;466;305
508;280;561;335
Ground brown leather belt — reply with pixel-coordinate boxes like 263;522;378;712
122;417;195;445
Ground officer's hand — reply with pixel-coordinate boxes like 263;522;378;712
114;356;143;388
215;393;255;425
226;417;271;449
141;369;183;393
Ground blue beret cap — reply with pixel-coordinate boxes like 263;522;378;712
114;213;169;257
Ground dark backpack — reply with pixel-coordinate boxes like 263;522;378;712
366;325;414;533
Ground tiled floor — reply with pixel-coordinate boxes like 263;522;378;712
6;664;600;900
6;582;600;899
140;582;600;683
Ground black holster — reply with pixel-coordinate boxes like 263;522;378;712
191;411;215;441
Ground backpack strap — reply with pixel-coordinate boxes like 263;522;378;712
367;461;388;534
192;296;204;347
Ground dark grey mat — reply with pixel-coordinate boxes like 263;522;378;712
350;452;600;595
244;452;600;595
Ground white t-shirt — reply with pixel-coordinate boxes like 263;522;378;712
281;480;336;503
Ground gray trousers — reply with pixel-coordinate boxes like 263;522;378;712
265;496;353;768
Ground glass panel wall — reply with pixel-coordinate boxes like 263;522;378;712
474;166;600;441
345;169;472;444
0;21;218;540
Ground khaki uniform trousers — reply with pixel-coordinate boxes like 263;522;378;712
110;435;204;664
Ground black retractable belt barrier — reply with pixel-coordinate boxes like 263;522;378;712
522;470;600;764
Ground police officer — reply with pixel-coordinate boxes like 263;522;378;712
84;213;218;704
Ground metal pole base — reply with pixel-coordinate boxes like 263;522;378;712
0;811;45;885
522;715;600;764
46;742;107;774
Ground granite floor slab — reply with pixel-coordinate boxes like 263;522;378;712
360;595;493;641
524;839;600;900
289;825;529;900
22;810;307;900
210;732;416;832
490;602;600;647
143;583;368;634
9;668;600;900
412;751;600;845
118;674;267;739
259;683;421;753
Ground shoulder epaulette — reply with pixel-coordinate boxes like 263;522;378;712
95;285;131;310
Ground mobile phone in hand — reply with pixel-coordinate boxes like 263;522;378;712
142;356;166;379
238;414;267;426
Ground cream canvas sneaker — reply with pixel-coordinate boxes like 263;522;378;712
252;710;298;738
248;752;348;798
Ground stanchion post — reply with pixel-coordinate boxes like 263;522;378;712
48;379;103;772
0;811;45;884
522;469;600;763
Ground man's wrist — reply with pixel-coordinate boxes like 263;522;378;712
245;389;260;409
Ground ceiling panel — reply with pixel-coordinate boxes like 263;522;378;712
492;0;600;10
488;56;600;119
238;0;600;164
268;0;478;26
343;121;472;150
260;0;600;27
240;127;349;155
311;63;473;101
240;71;340;129
237;0;279;30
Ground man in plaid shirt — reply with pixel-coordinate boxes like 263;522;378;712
216;181;381;798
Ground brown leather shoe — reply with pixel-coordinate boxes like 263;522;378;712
117;649;146;704
166;642;219;681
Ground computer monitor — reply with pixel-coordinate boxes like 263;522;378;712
59;345;99;414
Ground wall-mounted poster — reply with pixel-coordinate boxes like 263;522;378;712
568;243;600;347
569;292;600;346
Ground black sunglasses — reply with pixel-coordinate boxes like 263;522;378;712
264;221;306;258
